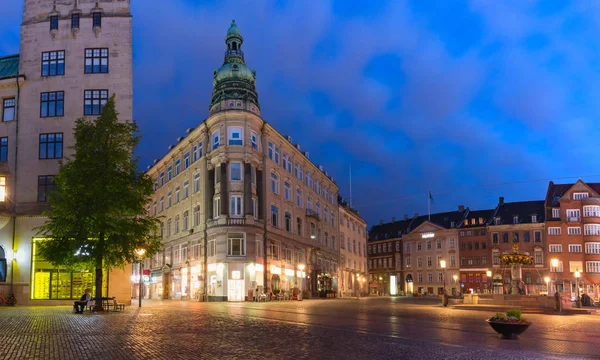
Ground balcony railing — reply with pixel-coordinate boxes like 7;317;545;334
206;217;255;229
567;216;581;223
306;209;320;220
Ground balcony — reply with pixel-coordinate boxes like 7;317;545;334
567;216;581;223
306;209;320;221
206;216;263;229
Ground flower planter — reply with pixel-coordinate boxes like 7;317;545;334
486;320;531;340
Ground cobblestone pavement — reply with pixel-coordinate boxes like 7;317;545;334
0;297;598;360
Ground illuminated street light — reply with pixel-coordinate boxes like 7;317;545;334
135;248;146;308
575;270;581;308
544;276;550;294
551;258;559;296
298;264;305;300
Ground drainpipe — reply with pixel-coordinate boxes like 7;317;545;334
10;72;22;294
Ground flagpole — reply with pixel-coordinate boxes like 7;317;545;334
428;189;431;221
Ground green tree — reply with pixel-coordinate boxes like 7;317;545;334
36;95;161;309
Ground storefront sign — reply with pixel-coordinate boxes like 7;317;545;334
284;269;295;277
270;265;281;275
421;232;434;239
231;271;241;279
255;264;264;272
207;263;217;272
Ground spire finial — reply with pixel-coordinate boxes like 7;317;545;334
232;19;236;25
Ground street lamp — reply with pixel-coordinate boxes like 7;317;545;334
575;270;581;308
544;276;550;295
486;270;492;294
298;264;305;300
551;258;559;295
440;260;447;306
135;248;146;308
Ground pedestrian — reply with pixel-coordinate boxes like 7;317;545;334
73;288;91;313
554;291;562;313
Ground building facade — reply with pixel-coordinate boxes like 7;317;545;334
488;198;546;295
145;21;341;301
458;207;494;294
338;197;368;296
0;0;133;304
545;180;600;300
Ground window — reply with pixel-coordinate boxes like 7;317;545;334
39;133;63;159
213;197;220;219
193;173;200;193
92;12;102;27
426;241;431;250
523;231;530;242
295;163;303;181
252;198;257;218
230;162;242;181
228;127;243;146
159;196;164;212
552;208;560;218
282;153;289;172
2;98;15;122
184;152;190;169
513;216;518;224
275;146;280;164
208;240;216;257
174;159;181;176
84;90;108;115
251;131;258;150
40;91;64;117
230;195;242;216
212;130;220;150
535;251;542;264
0;177;5;202
569;261;583;273
50;15;58;30
585;242;600;254
436;240;442;249
569;244;582;253
194;142;203;161
271;205;279;227
568;227;581;235
573;192;589;200
295;188;303;207
550;260;563;272
167;166;173;181
0;138;7;162
270;172;279;194
493;251;499;265
160;173;165;186
71;13;80;28
38;175;55;202
167;192;172;207
548;227;561;236
549;244;562;252
256;237;263;257
84;48;109;74
42;51;65;76
268;142;274;160
566;209;581;221
183;181;190;199
284;182;291;201
174;215;180;234
585;224;600;235
587;261;600;273
427;256;432;267
193;206;200;227
584;206;600;217
534;231;541;242
417;242;422;251
297;218;303;236
285;212;291;232
269;243;280;260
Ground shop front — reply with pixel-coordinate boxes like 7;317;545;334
150;270;163;299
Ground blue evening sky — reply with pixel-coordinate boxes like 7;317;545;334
2;0;600;226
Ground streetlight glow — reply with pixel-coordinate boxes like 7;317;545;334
551;258;559;268
135;248;146;257
486;270;492;277
298;264;305;271
440;260;446;269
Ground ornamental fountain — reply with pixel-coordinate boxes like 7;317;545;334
500;241;533;295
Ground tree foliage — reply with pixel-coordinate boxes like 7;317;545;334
35;95;161;306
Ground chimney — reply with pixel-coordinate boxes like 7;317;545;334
380;220;383;225
404;214;408;220
458;205;464;212
414;212;418;218
499;197;505;205
392;217;396;223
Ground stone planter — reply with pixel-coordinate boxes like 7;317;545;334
486;320;531;340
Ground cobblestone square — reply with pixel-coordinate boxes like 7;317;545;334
0;297;598;360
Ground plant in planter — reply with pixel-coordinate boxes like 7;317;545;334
487;309;531;340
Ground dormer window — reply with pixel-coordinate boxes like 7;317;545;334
552;208;560;218
471;218;476;225
494;217;500;225
92;12;102;28
531;215;537;223
50;15;58;31
573;192;589;200
450;221;455;228
513;216;519;224
479;217;484;224
464;219;468;226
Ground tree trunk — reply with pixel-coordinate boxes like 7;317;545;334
94;234;105;311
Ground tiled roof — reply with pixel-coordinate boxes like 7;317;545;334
545;181;600;207
459;208;495;228
368;210;467;241
0;54;19;80
490;200;545;225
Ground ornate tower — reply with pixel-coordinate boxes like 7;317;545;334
209;20;260;115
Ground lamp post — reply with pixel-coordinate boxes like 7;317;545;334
298;264;305;300
440;260;447;306
544;276;550;295
486;270;492;294
551;258;559;295
575;270;581;308
453;274;458;296
135;248;146;308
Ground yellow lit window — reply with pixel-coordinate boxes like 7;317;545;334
0;176;6;202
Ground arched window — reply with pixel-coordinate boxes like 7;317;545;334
0;246;6;282
232;42;238;51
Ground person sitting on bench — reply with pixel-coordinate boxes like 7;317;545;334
74;288;91;313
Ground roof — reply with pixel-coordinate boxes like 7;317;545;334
0;54;19;80
368;210;467;242
490;200;545;225
545;181;600;207
459;208;495;228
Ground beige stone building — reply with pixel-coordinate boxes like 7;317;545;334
145;21;341;301
0;0;133;305
338;197;368;296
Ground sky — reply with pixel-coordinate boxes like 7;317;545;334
1;0;600;227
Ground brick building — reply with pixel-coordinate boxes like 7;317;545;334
457;206;494;294
545;180;600;300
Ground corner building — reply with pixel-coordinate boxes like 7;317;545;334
338;197;368;296
0;0;133;304
146;21;340;301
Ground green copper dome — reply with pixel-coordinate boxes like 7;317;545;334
210;20;259;112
